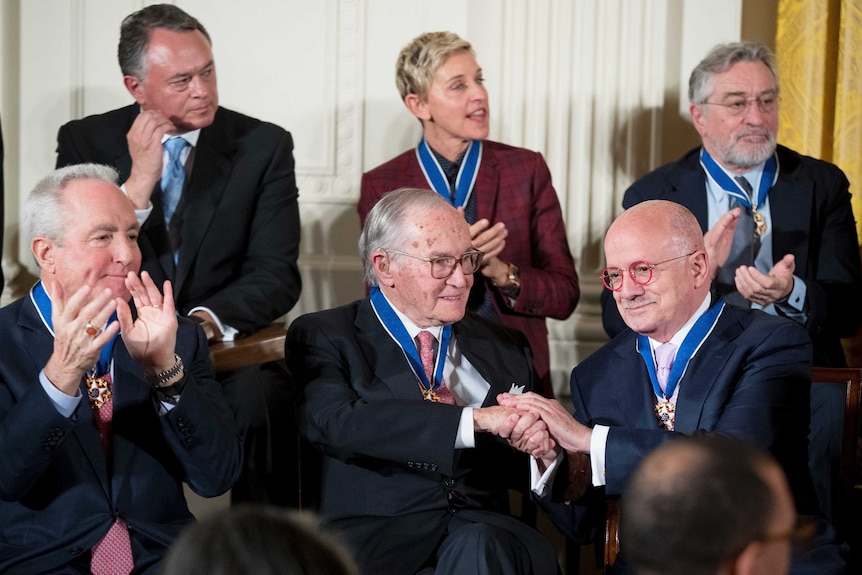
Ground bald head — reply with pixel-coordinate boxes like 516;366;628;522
603;200;710;342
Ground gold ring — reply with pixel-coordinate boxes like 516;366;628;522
84;323;100;337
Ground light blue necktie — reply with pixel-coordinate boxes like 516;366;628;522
161;137;189;224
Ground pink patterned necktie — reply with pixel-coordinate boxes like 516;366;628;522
416;331;455;404
89;372;135;575
654;342;677;394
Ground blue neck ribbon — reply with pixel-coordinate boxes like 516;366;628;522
31;281;118;375
700;148;778;209
416;137;482;209
637;298;726;401
369;286;452;394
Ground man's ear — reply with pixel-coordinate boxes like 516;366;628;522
691;249;711;289
371;250;395;287
729;540;763;575
31;237;56;273
404;94;431;121
123;75;146;105
690;103;709;138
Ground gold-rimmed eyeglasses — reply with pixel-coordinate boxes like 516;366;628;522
387;249;484;279
600;251;696;291
699;94;780;117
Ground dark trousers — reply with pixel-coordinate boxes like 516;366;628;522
219;360;321;509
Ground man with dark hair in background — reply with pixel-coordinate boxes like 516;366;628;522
623;436;798;575
55;3;303;507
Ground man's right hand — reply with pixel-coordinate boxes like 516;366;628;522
704;207;740;279
44;283;121;396
124;110;175;209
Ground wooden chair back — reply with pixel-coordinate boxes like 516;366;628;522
811;366;862;538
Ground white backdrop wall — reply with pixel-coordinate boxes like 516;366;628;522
1;0;746;395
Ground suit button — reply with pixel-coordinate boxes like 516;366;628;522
444;478;455;488
69;546;83;555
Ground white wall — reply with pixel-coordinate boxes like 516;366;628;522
1;0;742;395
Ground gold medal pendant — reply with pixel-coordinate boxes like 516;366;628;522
654;399;675;431
752;210;767;238
86;374;111;409
422;388;441;403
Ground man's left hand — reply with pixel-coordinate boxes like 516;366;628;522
118;271;178;373
735;253;795;306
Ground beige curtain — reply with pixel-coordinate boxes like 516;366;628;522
776;0;862;365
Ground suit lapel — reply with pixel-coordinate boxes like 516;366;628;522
610;340;659;429
472;143;501;222
174;121;232;293
354;300;425;401
768;156;812;275
18;299;112;495
673;310;738;433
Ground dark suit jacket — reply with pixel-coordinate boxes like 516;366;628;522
541;303;817;538
358;141;580;388
603;145;862;367
286;299;557;575
0;296;243;575
0;114;5;290
56;104;301;335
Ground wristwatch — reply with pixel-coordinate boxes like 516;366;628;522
498;263;521;297
148;354;187;403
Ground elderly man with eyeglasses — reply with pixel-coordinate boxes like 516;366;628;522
285;187;558;575
499;200;848;574
600;41;862;532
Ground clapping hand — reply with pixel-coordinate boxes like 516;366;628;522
118;271;178;374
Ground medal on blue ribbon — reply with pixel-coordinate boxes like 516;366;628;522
700;148;778;238
370;286;452;402
416;137;482;209
637;298;726;430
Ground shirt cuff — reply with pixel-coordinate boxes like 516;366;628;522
590;424;610;487
187;306;238;341
530;449;565;497
455;407;475;448
40;370;83;418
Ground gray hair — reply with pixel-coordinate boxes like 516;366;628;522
689;42;779;104
359;188;453;286
395;31;474;101
118;3;211;79
25;164;120;247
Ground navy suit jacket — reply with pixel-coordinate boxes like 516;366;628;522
0;296;242;574
56;104;301;335
603;145;862;367
286;299;557;575
541;302;818;541
359;141;580;389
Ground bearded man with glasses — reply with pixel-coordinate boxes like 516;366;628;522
286;188;558;575
500;200;847;574
601;41;862;527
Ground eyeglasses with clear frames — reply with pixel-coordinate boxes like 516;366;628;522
386;249;484;279
699;94;780;117
601;251;697;291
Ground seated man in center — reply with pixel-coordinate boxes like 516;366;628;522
286;188;557;575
